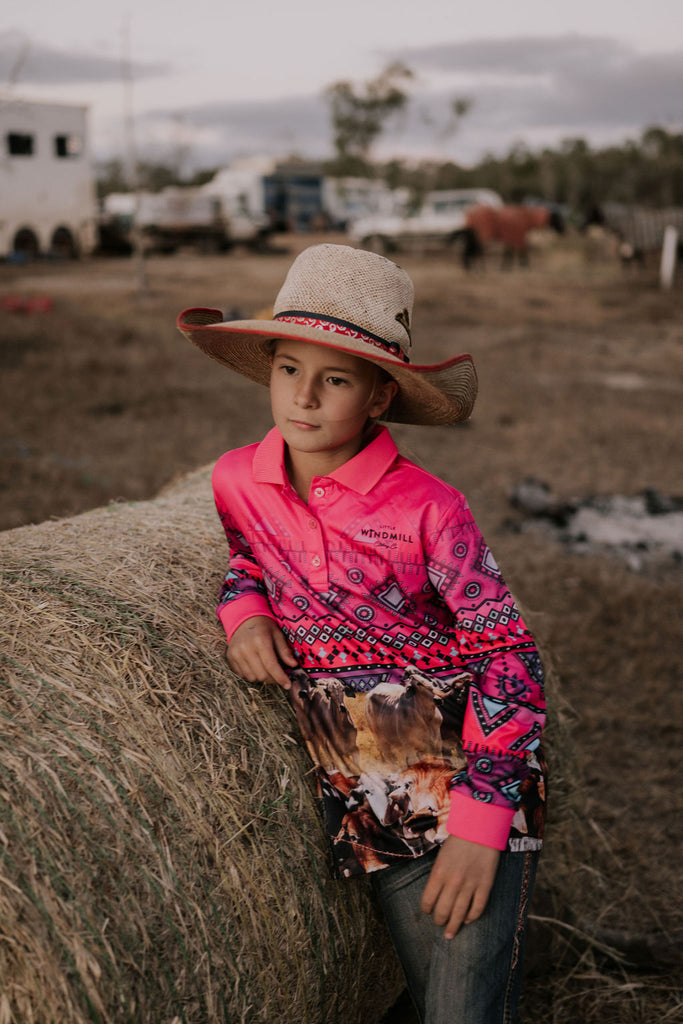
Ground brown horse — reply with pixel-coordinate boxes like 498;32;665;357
463;204;564;269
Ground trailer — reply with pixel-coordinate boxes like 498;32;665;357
0;98;97;259
100;187;230;254
99;169;273;255
200;157;274;246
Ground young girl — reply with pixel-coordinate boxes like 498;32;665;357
178;244;546;1024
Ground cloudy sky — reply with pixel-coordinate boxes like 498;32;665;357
2;0;681;170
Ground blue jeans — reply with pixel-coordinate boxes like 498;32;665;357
371;847;538;1024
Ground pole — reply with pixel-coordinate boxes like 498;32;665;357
122;19;148;296
659;225;678;291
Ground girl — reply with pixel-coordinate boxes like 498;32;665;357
178;244;546;1024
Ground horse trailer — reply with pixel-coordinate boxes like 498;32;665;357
0;98;97;260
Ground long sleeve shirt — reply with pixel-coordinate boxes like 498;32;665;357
213;425;546;876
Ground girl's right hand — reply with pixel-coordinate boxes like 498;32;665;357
226;616;298;689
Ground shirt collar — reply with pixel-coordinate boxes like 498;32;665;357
331;426;398;493
252;425;398;494
253;427;288;485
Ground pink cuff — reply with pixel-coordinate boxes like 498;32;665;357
447;791;515;850
218;595;277;641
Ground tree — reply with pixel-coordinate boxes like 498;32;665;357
640;125;683;206
441;97;473;142
407;94;473;203
324;62;413;176
95;159;129;199
135;161;181;192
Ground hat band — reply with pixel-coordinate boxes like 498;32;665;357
273;310;410;363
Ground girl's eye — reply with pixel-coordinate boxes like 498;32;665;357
328;376;348;387
281;365;297;375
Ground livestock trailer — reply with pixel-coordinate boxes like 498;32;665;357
0;97;97;259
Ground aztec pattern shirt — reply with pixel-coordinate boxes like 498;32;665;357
212;426;546;877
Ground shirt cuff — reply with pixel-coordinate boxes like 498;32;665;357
218;595;278;641
446;790;515;850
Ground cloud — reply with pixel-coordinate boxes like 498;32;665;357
391;33;632;76
0;30;168;85
388;34;683;141
142;94;332;163
167;34;682;167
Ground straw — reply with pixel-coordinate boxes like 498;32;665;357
0;467;403;1023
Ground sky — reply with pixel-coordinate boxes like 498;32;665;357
2;0;682;172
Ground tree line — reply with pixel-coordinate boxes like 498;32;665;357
365;128;683;212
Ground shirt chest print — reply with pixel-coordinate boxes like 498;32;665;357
353;523;415;552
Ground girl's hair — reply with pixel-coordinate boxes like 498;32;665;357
375;364;395;385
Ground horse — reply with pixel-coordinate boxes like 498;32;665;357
462;204;564;269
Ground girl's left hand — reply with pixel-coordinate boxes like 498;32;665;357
420;835;500;939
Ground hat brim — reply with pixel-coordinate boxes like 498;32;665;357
177;307;477;426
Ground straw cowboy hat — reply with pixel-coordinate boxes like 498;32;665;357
177;243;477;425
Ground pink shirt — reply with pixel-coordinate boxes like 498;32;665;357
213;426;545;875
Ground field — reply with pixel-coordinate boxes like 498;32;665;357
1;232;682;1022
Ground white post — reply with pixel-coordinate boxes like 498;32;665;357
660;225;678;290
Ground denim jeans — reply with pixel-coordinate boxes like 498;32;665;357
371;847;538;1024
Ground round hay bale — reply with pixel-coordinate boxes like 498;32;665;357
0;468;403;1023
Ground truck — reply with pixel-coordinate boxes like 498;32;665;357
200;157;274;245
100;187;231;254
99;165;273;255
347;188;504;254
0;97;97;259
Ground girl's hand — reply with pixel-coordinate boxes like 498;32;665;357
227;616;298;689
420;835;500;939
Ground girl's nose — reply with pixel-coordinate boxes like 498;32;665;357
295;379;318;407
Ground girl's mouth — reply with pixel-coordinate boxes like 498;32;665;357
289;420;319;430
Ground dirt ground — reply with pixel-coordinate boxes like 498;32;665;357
1;232;682;1022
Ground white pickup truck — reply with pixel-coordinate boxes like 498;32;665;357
348;188;503;253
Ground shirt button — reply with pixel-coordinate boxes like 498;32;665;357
308;519;317;529
314;486;325;497
311;555;321;567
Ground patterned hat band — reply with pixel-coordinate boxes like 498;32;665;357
273;310;411;364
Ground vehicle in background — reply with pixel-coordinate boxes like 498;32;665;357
322;178;410;230
200;157;273;246
0;98;97;260
99;180;272;256
100;187;227;255
348;188;504;254
206;157;327;234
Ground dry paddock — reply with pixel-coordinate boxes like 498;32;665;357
0;232;682;1022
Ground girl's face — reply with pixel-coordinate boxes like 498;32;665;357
269;339;397;470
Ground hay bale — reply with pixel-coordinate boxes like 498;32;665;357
0;468;403;1023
